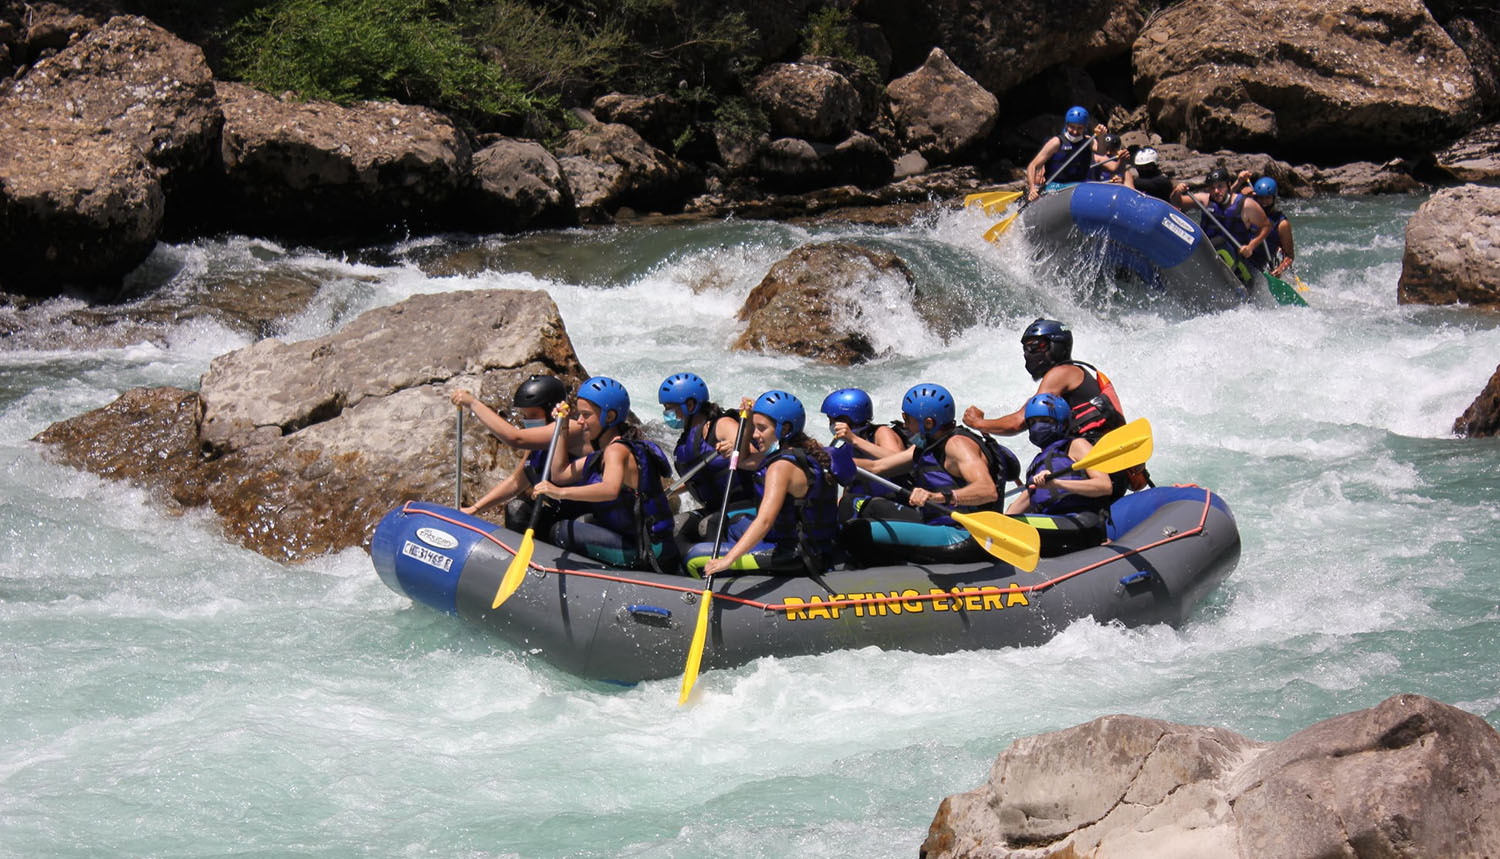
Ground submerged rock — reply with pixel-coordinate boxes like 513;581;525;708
35;289;590;562
921;694;1500;858
1397;185;1500;308
1455;364;1500;438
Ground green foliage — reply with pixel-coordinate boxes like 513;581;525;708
223;0;549;120
800;6;877;79
468;0;629;98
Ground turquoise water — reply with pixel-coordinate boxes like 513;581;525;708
3;195;1499;857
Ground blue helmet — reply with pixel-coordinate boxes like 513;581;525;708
753;390;805;439
1064;105;1089;127
658;372;709;415
902;383;955;426
1253;177;1278;197
820;388;873;425
579;376;630;429
1024;392;1070;423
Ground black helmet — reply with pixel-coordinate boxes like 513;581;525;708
1206;166;1232;185
1101;133;1121;152
512;374;567;410
1021;318;1073;380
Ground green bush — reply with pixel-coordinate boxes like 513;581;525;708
801;6;878;79
224;0;548;120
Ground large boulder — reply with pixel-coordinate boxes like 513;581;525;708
754;132;894;193
215;81;472;238
0;14;218;297
921;694;1500;858
886;48;998;164
748;62;862;143
1397;185;1500;308
1133;0;1481;157
591;93;691;153
556;122;700;220
35;289;589;562
1455;365;1500;438
1433;121;1500;183
734;241;916;365
467;137;575;232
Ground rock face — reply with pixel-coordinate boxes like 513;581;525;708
1133;0;1480;157
0;14;218;296
556;122;700;220
1455;365;1500;438
1397;185;1500;308
591;93;691;153
749;62;861;143
921;694;1500;859
1434;121;1500;182
215;81;472;238
34;289;589;562
886;48;998;164
468;137;576;232
734;241;916;365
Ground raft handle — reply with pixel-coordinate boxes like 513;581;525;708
1117;570;1155;592
622;604;676;628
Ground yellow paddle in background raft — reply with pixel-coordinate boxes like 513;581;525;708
492;403;568;609
853;467;1041;572
678;407;751;706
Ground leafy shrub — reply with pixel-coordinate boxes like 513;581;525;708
800;6;877;79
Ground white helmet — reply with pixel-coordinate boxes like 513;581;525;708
1134;147;1159;166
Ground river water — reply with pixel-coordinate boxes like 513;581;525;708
3;194;1499;857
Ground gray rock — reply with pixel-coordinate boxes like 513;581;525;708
591;92;690;152
1455;364;1500;438
1397;184;1500;308
922;694;1500;858
1133;0;1480;155
1434;121;1500;182
556;122;700;219
886;48;998;164
0;14;218;296
468;137;575;232
35;289;590;562
748;62;861;143
215;81;472;237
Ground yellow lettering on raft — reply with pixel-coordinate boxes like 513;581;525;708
929;588;951;611
901;589;925;612
784;596;807;621
1006;584;1029;607
981;587;1005;611
806;595;834;620
963;587;983;611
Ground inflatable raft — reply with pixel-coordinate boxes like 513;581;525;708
990;182;1301;311
370;485;1240;684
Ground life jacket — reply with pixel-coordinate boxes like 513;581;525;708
1264;209;1287;260
674;418;750;507
521;446;550;484
1202;193;1252;246
1046;136;1092;183
1088;158;1126;183
1062;360;1150;493
1026;439;1112;516
910;428;1016;524
845;421;911;499
1134;170;1174;201
751;447;841;573
579;437;675;556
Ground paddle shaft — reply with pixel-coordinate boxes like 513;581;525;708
855;466;973;515
666;448;717;494
1031;133;1096;196
455;406;464;508
707;411;751;571
527;411;568;530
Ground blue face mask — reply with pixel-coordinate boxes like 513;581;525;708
663;409;684;430
912;433;928;450
521;418;545;429
1028;419;1067;449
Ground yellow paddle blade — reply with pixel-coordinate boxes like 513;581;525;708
678;588;712;705
492;528;535;608
950;510;1041;572
984;196;1020;216
1294;273;1310;292
984;210;1022;242
964;190;1018;209
1071;418;1153;475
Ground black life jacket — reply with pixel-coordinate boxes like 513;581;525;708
910;428;1017;523
751;447;842;573
580;437;676;561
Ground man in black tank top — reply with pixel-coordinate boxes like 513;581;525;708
963;319;1118;440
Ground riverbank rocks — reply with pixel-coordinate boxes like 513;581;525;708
557;122;700;221
0;14;218;297
1397;185;1500;308
750;62;861;143
1455;364;1500;437
1134;0;1480;158
34;289;589;561
1434;121;1500;182
468;137;575;233
216;82;471;239
921;694;1500;858
591;93;691;153
886;48;998;164
733;241;916;365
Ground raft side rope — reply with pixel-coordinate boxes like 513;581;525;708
399;488;1214;614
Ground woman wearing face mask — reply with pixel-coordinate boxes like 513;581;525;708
687;390;841;578
533;377;680;572
822;387;910;521
452;375;585;526
657;372;754;542
1005;393;1114;556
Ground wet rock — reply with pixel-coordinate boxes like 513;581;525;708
215;82;472;239
556;122;701;220
1454;365;1500;438
35;289;590;561
467;137;576;232
1397;185;1500;308
591;93;691;153
922;694;1500;858
734;241;916;365
0;15;219;297
1433;121;1500;183
886;48;998;164
755;132;894;193
1133;0;1480;157
748;61;861;143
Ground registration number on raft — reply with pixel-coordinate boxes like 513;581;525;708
402;539;453;572
781;586;1029;621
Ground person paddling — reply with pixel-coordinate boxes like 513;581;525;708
1024;105;1103;201
1239;175;1296;278
1005;394;1113;556
657;372;754;543
1173;166;1273;282
1128;147;1174;201
451;375;584;528
822;387;909;521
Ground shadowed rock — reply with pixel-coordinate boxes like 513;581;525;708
35;289;589;561
1454;364;1500;438
1397;185;1500;308
557;122;700;221
886;48;998;164
921;694;1500;858
1434;121;1500;182
749;62;862;143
